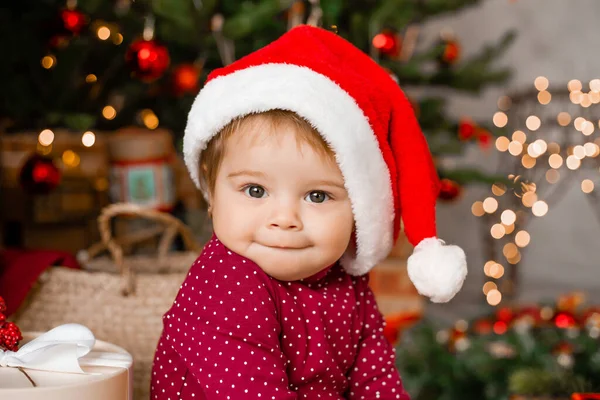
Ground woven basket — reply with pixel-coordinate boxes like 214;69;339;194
13;203;203;400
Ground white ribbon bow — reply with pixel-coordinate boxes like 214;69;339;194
0;323;131;373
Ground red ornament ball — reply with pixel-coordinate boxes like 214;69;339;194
440;39;461;65
492;320;508;335
477;130;493;149
458;119;476;140
438;178;462;201
372;31;401;57
19;154;61;195
126;39;170;82
496;307;515;324
61;9;87;34
47;8;88;48
172;64;201;96
554;311;577;329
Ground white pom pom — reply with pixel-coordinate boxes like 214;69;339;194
407;237;467;303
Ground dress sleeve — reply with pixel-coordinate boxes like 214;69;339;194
345;275;410;400
158;249;298;399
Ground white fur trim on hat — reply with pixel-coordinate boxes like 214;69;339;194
407;237;468;303
183;63;394;276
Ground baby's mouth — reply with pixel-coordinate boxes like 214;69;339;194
260;243;309;250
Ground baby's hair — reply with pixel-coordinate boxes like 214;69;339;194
199;109;335;196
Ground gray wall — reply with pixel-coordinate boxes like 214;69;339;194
419;0;600;320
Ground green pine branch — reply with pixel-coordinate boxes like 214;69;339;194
436;31;516;92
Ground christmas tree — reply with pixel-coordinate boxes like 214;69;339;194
0;0;514;195
396;294;600;399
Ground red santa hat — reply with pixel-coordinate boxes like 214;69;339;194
183;25;467;303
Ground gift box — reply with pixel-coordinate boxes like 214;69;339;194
0;325;132;400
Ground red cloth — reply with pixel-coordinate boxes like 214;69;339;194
0;249;81;316
151;236;409;399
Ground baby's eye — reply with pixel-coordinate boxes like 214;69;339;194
244;185;267;198
305;191;329;204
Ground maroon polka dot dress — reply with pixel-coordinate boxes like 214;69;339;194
151;236;409;399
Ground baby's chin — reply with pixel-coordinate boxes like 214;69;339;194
249;252;328;282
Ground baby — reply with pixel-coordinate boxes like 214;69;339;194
151;25;467;399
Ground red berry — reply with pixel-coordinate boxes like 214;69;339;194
0;320;22;351
0;296;6;313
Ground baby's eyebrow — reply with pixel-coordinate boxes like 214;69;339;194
310;180;346;190
227;170;267;179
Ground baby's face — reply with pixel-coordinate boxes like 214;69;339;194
210;120;354;281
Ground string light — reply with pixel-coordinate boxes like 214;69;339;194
534;76;549;91
483;261;496;276
81;131;96;147
522;191;538;207
503;243;519;259
507;252;522;264
568;79;582;92
512;130;527;144
503;223;515;234
582;120;595;136
548;142;561;154
482;281;497;295
491;183;507;196
525;115;541;131
581;179;595;194
522;154;536;168
62;150;80;168
491;224;505;239
114;33;124;45
471;201;485;217
584;142;599;157
500;210;516;225
515;230;530;247
546;169;560;184
97;26;111;40
487;289;502;306
489;263;505;279
537;91;551;105
557;112;571;126
548;154;563;169
566;155;581;170
141;109;159;129
85;74;97;83
102;105;117;120
573;145;586;160
581;94;593;108
532;200;548;217
570;91;583;104
497;96;512;111
38;129;55;146
496;136;510;152
41;55;56;69
508;141;523;156
493;112;508;128
482;76;600;305
483;197;498;213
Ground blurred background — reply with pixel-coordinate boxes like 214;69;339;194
1;0;599;398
